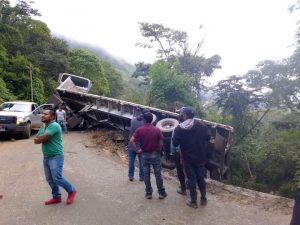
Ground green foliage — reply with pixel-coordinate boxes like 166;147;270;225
149;60;197;111
0;77;15;102
68;48;109;95
137;22;221;101
100;60;124;98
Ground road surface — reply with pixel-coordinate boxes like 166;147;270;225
0;132;293;225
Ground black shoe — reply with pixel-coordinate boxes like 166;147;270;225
186;200;198;209
177;188;187;196
145;193;152;199
159;192;167;199
200;197;207;206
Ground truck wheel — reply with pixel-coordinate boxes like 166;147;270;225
23;123;31;139
161;153;176;169
156;118;179;134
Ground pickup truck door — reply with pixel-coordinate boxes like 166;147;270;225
31;104;54;129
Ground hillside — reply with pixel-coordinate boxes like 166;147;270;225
55;34;135;76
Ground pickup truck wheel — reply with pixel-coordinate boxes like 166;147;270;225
23;123;31;139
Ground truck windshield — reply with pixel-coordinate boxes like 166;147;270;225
0;103;31;112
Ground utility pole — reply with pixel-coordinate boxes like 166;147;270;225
29;64;33;102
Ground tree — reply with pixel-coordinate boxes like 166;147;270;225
68;48;109;95
131;62;151;86
100;60;124;98
148;60;197;111
136;22;221;101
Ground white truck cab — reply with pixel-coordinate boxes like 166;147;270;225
0;101;53;138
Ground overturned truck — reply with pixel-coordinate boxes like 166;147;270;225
49;73;234;181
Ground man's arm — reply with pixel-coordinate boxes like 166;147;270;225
130;136;142;154
172;126;181;147
34;133;51;144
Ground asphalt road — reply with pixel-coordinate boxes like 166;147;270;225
0;132;292;225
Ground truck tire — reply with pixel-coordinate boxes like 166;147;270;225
156;118;179;134
161;153;176;169
23;123;31;139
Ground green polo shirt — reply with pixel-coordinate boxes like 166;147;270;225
37;120;63;157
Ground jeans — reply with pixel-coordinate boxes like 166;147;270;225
43;155;75;198
128;143;144;179
58;120;68;133
184;161;206;202
141;152;165;194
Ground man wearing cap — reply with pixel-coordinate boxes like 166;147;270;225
127;110;149;181
130;112;167;200
173;107;210;208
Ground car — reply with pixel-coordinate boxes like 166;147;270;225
0;101;53;138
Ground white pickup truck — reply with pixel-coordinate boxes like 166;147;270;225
0;101;53;138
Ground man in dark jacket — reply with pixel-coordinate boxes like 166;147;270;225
290;183;300;225
173;107;210;208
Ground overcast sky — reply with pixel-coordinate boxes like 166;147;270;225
26;0;299;81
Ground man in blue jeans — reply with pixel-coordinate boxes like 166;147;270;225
128;110;148;181
34;109;77;205
130;112;167;199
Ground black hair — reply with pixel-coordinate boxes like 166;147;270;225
44;107;55;117
143;112;153;123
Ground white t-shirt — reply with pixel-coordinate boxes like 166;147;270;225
56;109;66;121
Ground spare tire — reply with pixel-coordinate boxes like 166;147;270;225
156;118;179;133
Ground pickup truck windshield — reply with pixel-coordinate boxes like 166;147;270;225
0;103;31;112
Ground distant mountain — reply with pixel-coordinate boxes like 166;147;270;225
54;34;135;76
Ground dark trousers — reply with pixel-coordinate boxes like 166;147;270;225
290;188;300;225
175;151;186;190
184;161;206;203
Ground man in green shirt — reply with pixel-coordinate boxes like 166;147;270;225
34;109;77;205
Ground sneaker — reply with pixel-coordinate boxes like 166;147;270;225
159;192;167;199
66;190;77;205
145;193;152;199
45;197;62;205
200;197;207;206
186;200;198;209
177;188;187;196
129;177;134;181
139;177;144;182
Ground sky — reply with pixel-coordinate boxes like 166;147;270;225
19;0;300;82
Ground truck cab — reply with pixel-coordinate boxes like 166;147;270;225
0;101;53;138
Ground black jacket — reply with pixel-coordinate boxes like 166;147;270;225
172;120;210;165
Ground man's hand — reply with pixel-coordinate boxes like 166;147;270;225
34;133;51;144
34;136;41;144
136;149;142;154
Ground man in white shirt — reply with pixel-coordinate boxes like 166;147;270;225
56;106;68;134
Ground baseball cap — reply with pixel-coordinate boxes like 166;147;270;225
180;107;195;119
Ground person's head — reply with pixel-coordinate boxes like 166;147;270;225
143;112;153;124
137;108;151;121
179;107;195;121
58;105;62;111
42;108;55;124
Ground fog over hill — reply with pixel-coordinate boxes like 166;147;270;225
54;34;135;76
